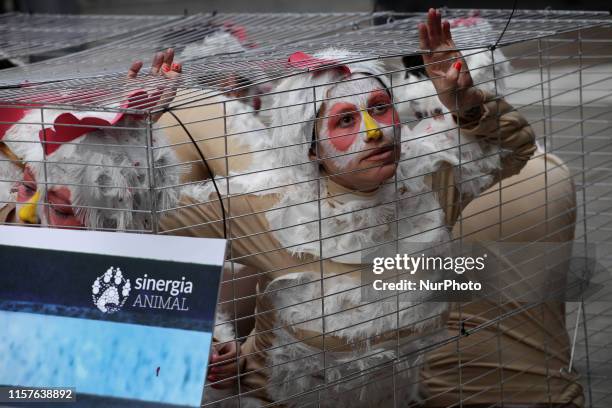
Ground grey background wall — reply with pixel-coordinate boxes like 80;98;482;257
7;0;371;14
6;0;611;14
77;0;372;13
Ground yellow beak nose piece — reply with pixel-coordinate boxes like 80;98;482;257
18;190;40;224
363;111;383;141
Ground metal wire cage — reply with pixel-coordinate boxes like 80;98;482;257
0;12;377;84
0;12;178;65
0;9;611;408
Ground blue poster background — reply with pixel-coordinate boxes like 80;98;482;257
0;238;224;407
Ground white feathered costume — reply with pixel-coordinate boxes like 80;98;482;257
0;92;182;231
160;46;536;407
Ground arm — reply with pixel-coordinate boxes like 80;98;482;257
458;91;536;184
433;92;536;226
155;93;264;184
419;9;536;226
155;96;242;183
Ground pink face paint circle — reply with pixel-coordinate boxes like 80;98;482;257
367;90;400;127
47;187;83;228
324;102;361;152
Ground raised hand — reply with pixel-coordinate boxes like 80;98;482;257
127;48;182;79
126;48;182;120
418;9;484;120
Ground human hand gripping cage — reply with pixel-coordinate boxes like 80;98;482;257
1;8;611;408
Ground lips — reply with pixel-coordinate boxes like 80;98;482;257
362;145;396;163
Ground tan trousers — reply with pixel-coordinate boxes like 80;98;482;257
422;152;582;408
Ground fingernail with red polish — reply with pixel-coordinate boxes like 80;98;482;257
171;62;181;72
162;64;170;72
454;61;462;71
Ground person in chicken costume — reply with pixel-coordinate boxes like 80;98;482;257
157;10;536;407
2;108;181;230
0;50;184;229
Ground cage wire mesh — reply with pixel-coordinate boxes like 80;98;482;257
0;12;179;66
0;12;378;85
535;26;612;408
0;8;611;408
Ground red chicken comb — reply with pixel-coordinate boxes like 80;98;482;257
0;88;107;143
0;87;96;141
288;51;351;77
39;89;162;156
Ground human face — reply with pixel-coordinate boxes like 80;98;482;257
16;166;82;228
314;75;401;192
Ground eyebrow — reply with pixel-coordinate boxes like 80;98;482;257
367;89;391;101
327;102;359;115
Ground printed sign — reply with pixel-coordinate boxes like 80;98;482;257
0;225;226;407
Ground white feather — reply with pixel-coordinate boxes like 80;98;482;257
179;31;246;61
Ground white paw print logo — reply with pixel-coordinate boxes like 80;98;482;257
92;267;131;314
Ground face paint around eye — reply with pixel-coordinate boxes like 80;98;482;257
367;90;400;127
47;187;82;228
324;102;361;152
17;178;36;202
